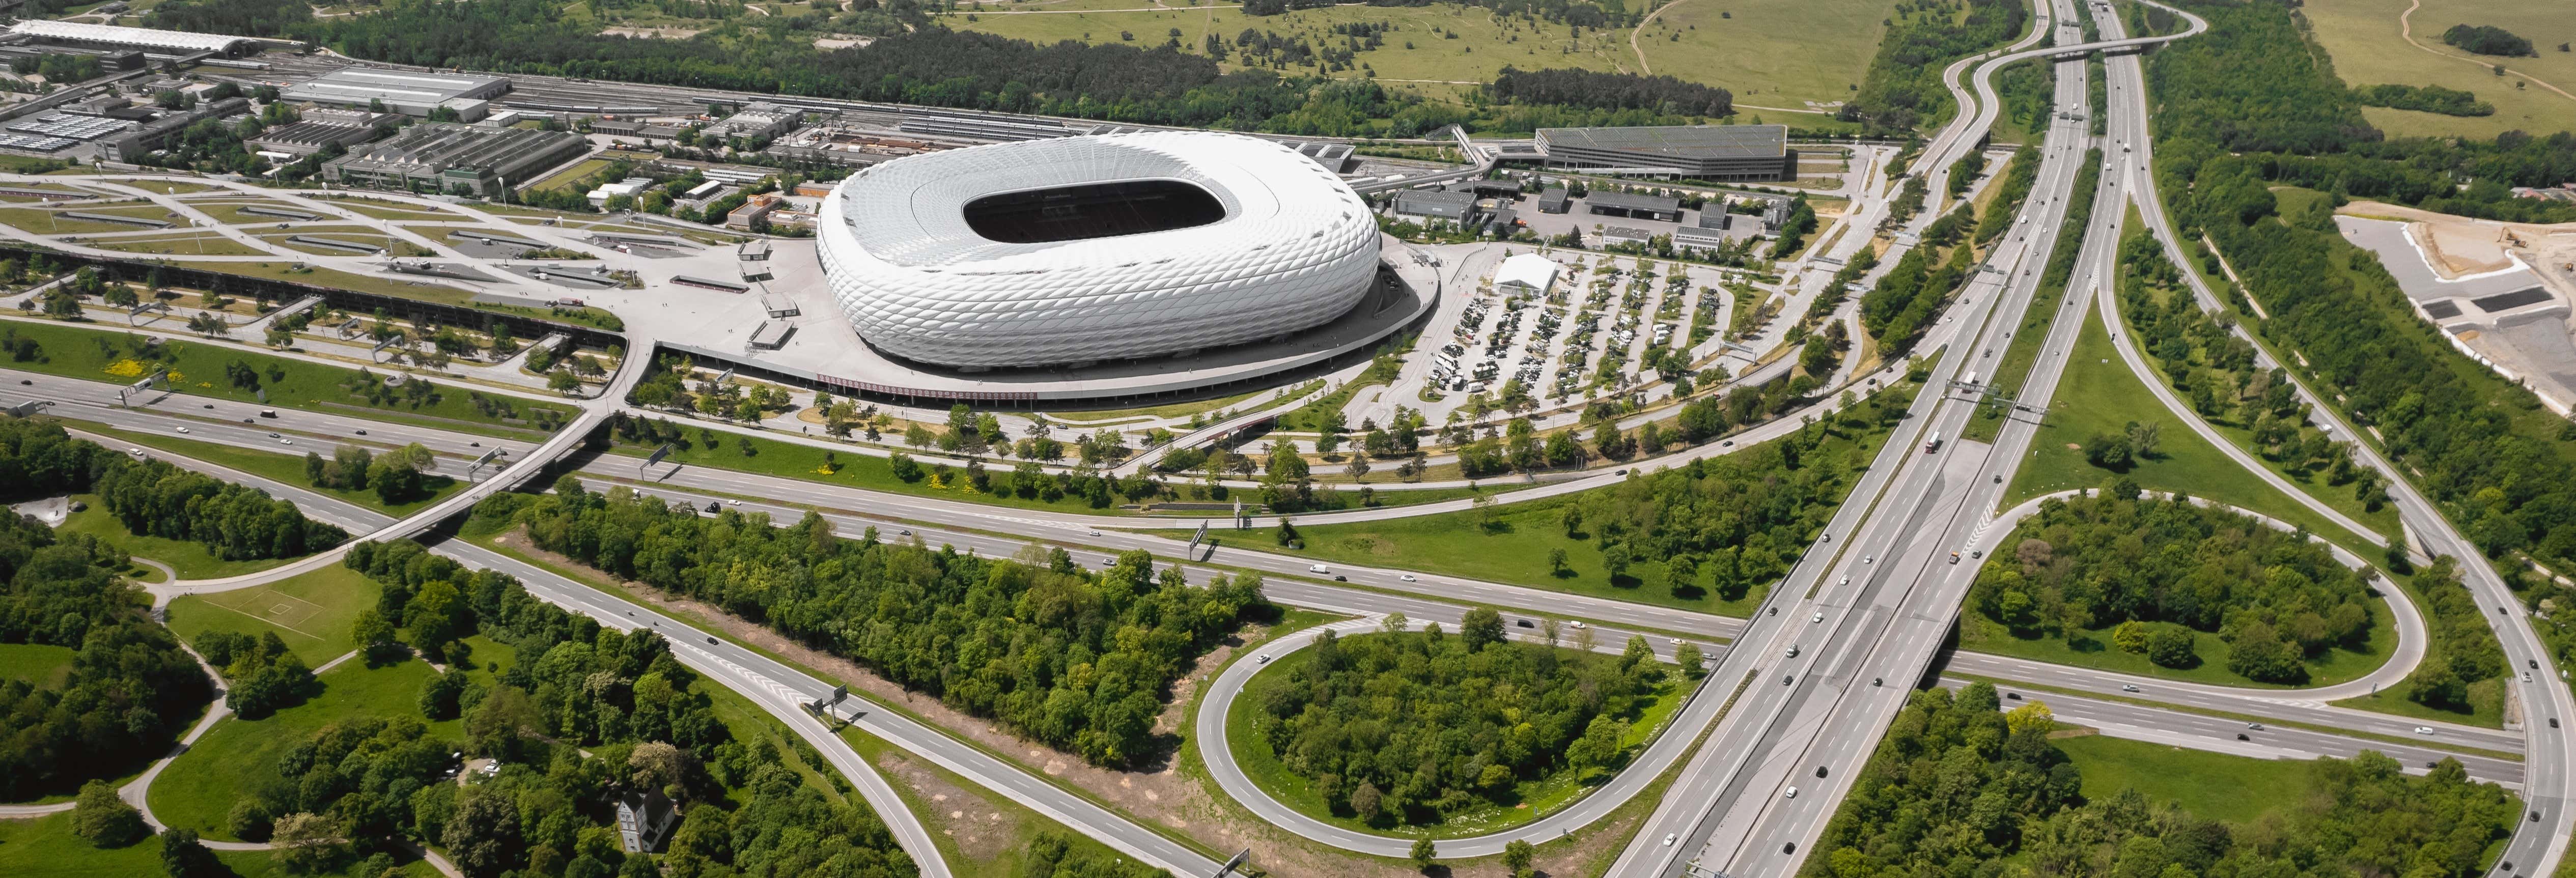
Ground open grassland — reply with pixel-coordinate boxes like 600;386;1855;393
523;157;613;195
2002;300;2396;551
946;4;1647;86
0;642;75;690
164;565;382;667
166;260;479;306
1959;589;2396;689
0;809;430;878
149;658;458;840
1633;0;1897;109
2052;732;2314;827
2302;0;2576;138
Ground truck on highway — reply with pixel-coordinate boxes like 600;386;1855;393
1924;431;1944;454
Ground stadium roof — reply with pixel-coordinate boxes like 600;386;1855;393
1537;125;1788;161
7;20;254;54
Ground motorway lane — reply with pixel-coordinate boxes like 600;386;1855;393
1961;679;2529;788
29;370;2507;744
2092;4;2573;875
1675;4;2118;869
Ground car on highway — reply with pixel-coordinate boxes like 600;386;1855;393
269;432;281;438
1662;834;1675;847
1087;530;1100;536
706;637;717;645
1785;645;1800;658
354;429;367;435
1812;612;1824;623
126;447;142;456
1949;551;1961;564
2413;726;2434;735
2246;723;2263;731
896;529;912;536
1515;619;1533;628
1782;674;1794;686
1871;677;1883;687
1308;563;1330;574
280;438;293;446
174;427;188;434
1332;575;1346;582
1100;557;1115;566
1400;574;1417;582
704;501;720;513
1784;786;1798;799
1255;655;1270;665
2120;684;2140;692
1568;620;1585;629
1863;555;1874;564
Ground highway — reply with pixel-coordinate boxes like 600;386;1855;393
2092;2;2573;874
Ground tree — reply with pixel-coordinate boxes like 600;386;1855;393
160;828;220;878
1548;547;1570;577
443;789;522;877
548;369;580;393
1460;607;1504;649
2111;619;2149;654
1410;837;1437;870
2407;662;2469;711
71;780;146;848
1503;839;1535;874
2003;699;2054;735
1674;642;1705;678
2145;625;2197;669
352;608;403;664
270;811;343;874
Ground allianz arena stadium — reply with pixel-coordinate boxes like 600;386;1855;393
817;130;1383;370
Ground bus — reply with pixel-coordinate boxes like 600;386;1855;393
1923;432;1944;454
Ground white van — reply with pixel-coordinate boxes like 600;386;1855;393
1308;564;1330;574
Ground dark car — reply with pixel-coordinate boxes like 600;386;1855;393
1814;766;1828;778
705;501;721;513
706;637;718;645
1333;575;1346;582
1515;619;1534;628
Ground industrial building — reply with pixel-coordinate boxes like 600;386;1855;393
321;122;586;195
283;68;509;121
819;130;1379;369
1392;189;1478;222
1535;125;1795;181
1673;212;1758;250
5;20;257;56
247;120;380;158
91;96;248;162
1535;187;1571;214
1584;191;1685;222
707;102;802;141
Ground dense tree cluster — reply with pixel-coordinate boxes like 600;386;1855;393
193;629;318;719
1251;612;1666;825
2350;83;2494;117
487;481;1272;768
95;454;347;561
2440;23;2535;58
326;540;915;877
0;506;211;800
1486;67;1732;116
1969;492;2378;683
1838;0;2028;134
2397;556;2509;713
1973;146;2042;244
1858;233;1972;356
1805;682;2519;877
2138;0;2576;669
303;442;440;505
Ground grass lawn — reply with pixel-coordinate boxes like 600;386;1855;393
523;158;614;195
166;261;479;307
2333;675;2508;729
1225;633;1687;839
62;416;465;516
86;233;267;257
1958;587;2396;689
1961;273;2068;444
0;642;75;690
255;231;406;258
2301;0;2576;139
164;565;381;668
1633;0;1898;108
0;208;162;236
305;196;460;222
187;201;333;227
2052;732;2315;826
601;426;1486;516
0;809;434;878
149;656;461;841
0;320;577;436
1045;385;1270;426
2002;300;2389;552
53;493;298;580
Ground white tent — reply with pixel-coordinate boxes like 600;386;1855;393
1494;253;1559;296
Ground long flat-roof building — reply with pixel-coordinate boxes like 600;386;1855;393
1392;189;1478;222
1535;125;1794;182
1584;191;1684;222
321;122;585;195
283;69;509;121
6;20;256;56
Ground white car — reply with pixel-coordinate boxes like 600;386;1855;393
727;498;741;505
174;427;189;434
1662;833;1675;847
1101;557;1115;566
125;447;142;456
1399;574;1417;582
2413;726;2434;735
279;438;293;446
1784;786;1799;799
1569;620;1586;630
1087;530;1101;536
1811;612;1824;624
1255;654;1271;665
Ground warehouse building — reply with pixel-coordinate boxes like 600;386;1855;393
321;122;586;196
283;68;509;121
707;102;802;141
1392;189;1478;222
1535;125;1795;182
247;120;380;158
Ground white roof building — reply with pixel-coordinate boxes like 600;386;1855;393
1495;253;1559;296
818;130;1381;369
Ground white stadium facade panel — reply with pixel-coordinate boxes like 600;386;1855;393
818;131;1381;370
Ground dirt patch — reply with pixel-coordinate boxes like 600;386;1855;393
869;746;1023;862
486;528;1460;877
